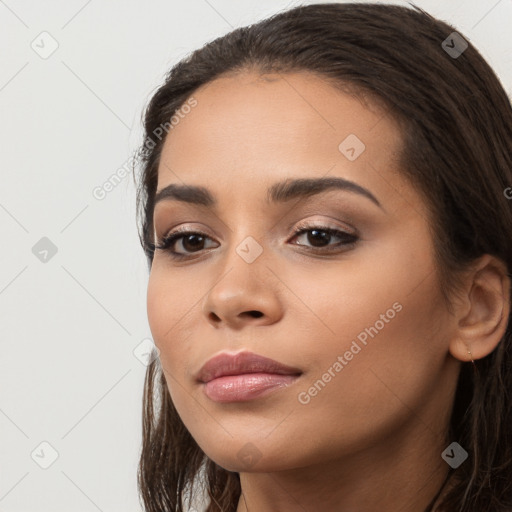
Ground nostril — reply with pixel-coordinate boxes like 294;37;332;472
246;310;263;318
209;312;222;323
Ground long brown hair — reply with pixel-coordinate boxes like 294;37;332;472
133;3;512;511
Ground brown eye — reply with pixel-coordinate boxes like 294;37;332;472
179;233;207;252
290;226;358;252
154;230;218;258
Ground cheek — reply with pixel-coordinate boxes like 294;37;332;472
146;279;205;446
276;256;446;439
290;231;441;363
146;271;169;350
146;264;195;342
146;268;195;379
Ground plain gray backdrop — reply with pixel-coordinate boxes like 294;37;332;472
1;0;511;511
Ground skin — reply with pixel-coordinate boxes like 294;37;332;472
146;71;510;511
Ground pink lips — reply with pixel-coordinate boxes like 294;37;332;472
197;351;302;403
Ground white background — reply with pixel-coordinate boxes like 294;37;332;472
0;1;510;511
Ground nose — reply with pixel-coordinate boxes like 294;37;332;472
201;242;284;329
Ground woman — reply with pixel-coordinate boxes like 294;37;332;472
133;3;512;511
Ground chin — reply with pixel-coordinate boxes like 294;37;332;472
198;437;308;474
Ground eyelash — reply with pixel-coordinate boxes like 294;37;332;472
153;223;359;260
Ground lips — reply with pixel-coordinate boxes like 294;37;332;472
197;350;302;383
197;351;303;403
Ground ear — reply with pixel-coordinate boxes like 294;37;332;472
449;254;511;362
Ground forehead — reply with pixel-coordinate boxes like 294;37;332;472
156;70;424;216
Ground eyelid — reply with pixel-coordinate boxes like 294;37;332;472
154;214;359;245
285;215;359;242
154;222;218;244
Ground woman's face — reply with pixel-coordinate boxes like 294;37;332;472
147;71;459;472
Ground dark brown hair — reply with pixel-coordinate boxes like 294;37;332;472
133;3;512;511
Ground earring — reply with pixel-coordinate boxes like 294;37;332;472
466;346;478;371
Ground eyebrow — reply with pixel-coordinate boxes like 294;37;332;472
153;177;383;211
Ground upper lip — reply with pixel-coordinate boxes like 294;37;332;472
197;350;302;383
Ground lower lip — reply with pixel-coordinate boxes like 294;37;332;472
203;373;300;403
